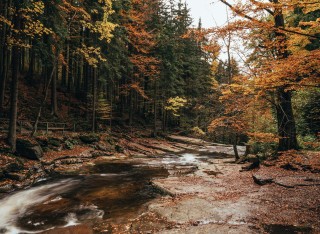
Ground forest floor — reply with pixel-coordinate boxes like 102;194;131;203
0;132;319;233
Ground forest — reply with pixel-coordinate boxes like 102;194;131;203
0;0;319;153
0;0;319;233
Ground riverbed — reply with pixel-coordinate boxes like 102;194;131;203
0;148;236;234
0;137;319;234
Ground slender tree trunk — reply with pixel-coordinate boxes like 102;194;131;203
26;41;35;81
62;43;69;88
51;64;58;116
0;0;9;115
0;49;9;115
233;135;239;160
129;90;133;127
8;3;21;151
92;67;97;132
153;80;158;137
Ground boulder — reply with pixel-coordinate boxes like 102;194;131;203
79;134;100;144
48;138;62;147
5;162;23;172
16;138;43;160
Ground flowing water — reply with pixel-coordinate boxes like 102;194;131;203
0;152;213;234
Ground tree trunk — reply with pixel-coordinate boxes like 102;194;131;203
233;144;239;160
92;67;97;132
276;88;299;151
272;0;299;151
51;64;58;116
0;0;9;115
26;41;35;81
233;135;240;160
0;49;9;115
8;3;21;152
153;80;157;137
129;89;133;127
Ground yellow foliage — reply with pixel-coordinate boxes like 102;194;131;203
76;44;107;67
165;97;187;116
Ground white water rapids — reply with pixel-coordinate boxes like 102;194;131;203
0;179;78;234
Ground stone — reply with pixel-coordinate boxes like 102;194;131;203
6;172;28;181
79;134;100;144
48;138;62;147
252;174;273;185
0;181;13;193
16;139;43;160
5;162;24;172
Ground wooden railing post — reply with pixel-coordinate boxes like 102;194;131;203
46;122;49;134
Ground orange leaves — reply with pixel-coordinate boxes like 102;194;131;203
208;116;247;133
59;0;91;21
119;0;160;100
247;132;278;143
256;49;320;91
121;82;149;100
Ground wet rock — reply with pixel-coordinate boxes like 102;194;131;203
5;162;24;172
0;181;13;193
252;174;273;185
79;134;100;144
16;139;43;160
6;172;28;181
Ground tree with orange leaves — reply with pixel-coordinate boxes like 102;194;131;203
215;0;320;152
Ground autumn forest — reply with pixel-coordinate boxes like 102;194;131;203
0;0;319;153
0;0;319;232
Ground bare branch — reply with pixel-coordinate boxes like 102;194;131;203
219;0;320;39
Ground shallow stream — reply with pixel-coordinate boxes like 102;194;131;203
0;152;215;234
